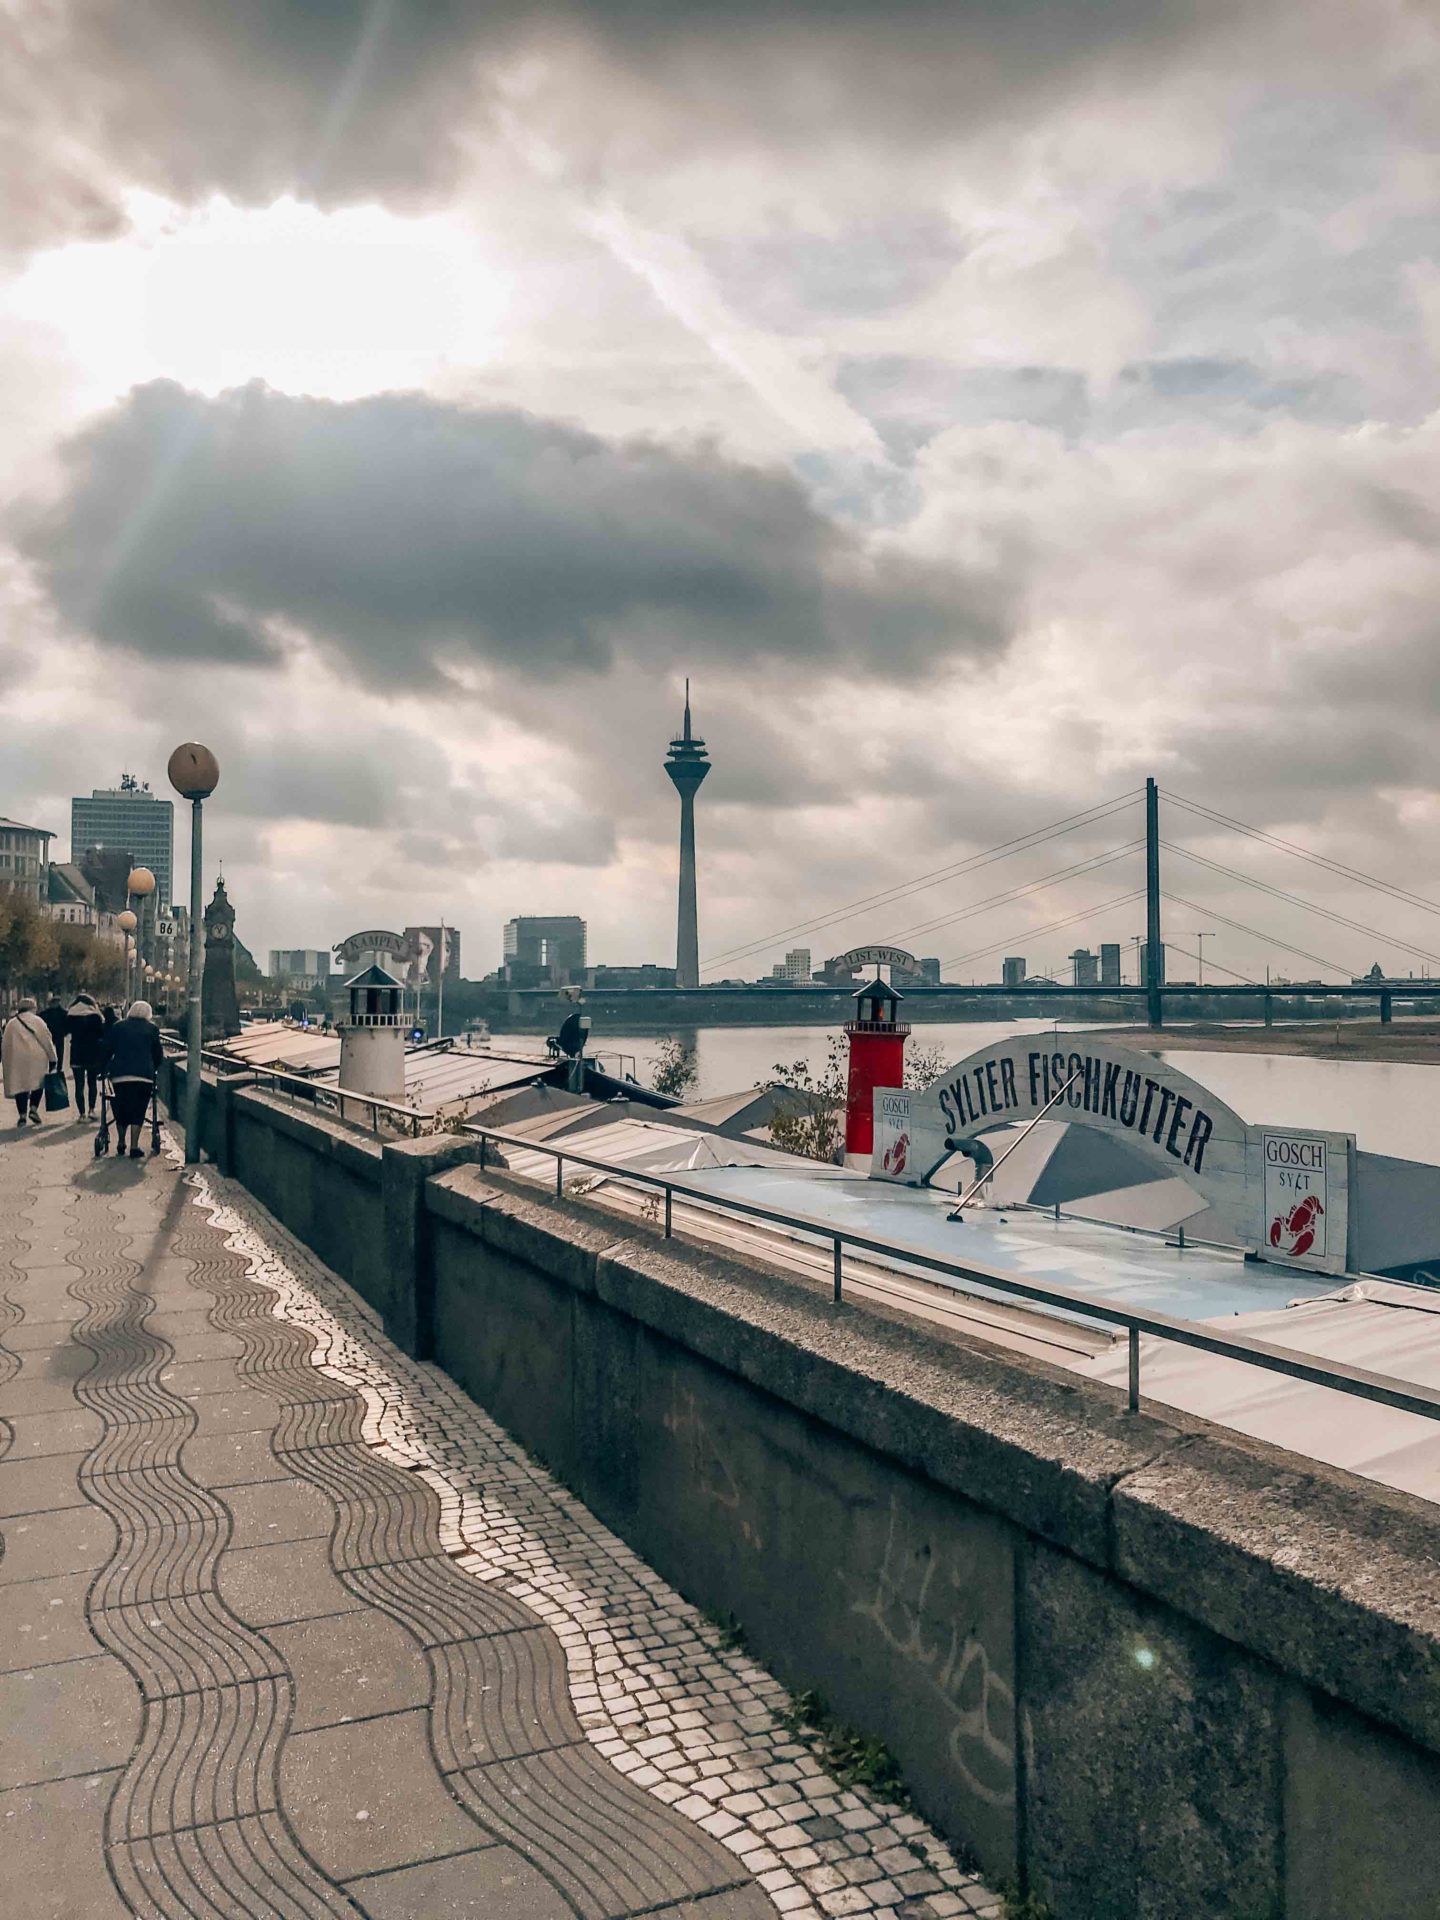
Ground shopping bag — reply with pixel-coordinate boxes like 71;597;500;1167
44;1069;70;1113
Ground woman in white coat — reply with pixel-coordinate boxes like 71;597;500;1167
3;997;58;1126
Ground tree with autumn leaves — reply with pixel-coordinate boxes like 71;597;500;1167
0;893;126;1005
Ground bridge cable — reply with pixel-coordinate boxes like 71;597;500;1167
701;789;1143;968
1162;790;1440;920
1162;843;1440;970
1158;942;1258;986
940;887;1148;972
879;842;1144;944
1163;892;1355;979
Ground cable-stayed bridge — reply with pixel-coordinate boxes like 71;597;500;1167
697;778;1440;1029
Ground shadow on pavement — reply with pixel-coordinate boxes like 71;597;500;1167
71;1157;163;1192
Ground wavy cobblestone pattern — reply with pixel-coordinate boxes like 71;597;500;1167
167;1168;762;1920
0;1150;31;1583
174;1142;1000;1920
62;1175;363;1919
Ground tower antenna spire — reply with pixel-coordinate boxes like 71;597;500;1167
664;675;711;989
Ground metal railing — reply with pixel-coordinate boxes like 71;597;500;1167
459;1118;1440;1428
181;1046;437;1138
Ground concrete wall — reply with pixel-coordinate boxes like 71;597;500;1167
423;1172;1440;1920
167;1080;1440;1919
227;1092;389;1320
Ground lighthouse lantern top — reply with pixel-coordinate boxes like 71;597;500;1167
343;963;406;1028
848;973;909;1034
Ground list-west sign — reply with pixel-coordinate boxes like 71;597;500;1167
871;1036;1354;1274
830;945;919;975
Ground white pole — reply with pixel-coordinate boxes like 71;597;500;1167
438;918;445;1040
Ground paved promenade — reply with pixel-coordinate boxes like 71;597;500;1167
0;1123;1000;1920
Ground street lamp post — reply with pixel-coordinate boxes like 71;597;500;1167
168;745;220;1165
126;867;156;1005
117;910;137;1003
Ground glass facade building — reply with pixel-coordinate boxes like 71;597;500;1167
71;776;174;909
503;916;587;986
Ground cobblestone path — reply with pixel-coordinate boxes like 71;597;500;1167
0;1124;1000;1920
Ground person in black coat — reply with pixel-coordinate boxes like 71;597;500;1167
101;999;164;1160
39;1000;68;1071
66;992;106;1120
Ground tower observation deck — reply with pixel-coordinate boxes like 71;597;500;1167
664;681;711;990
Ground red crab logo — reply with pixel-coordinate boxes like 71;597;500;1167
1269;1193;1324;1258
882;1131;909;1176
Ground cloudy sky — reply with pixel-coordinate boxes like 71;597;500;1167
4;0;1439;984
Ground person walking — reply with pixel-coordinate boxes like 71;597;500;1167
39;998;68;1071
66;991;106;1120
3;998;58;1126
102;999;163;1160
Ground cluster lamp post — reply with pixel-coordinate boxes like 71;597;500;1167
168;745;220;1165
126;866;156;1004
116;910;138;1002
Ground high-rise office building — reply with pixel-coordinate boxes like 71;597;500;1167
780;947;812;982
72;775;174;908
503;916;588;987
1099;942;1122;987
1002;956;1027;989
1140;941;1166;989
664;682;711;990
1070;948;1100;987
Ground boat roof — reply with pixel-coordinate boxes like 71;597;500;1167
1081;1278;1440;1502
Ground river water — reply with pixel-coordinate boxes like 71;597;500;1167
591;1020;1440;1167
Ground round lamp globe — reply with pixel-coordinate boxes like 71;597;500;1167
117;910;138;933
168;743;220;801
127;866;156;897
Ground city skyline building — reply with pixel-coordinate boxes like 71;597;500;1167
72;774;174;908
1070;948;1100;987
1100;942;1122;987
589;962;677;988
270;949;333;988
1002;956;1026;989
503;915;588;986
0;818;53;903
1140;940;1167;989
664;681;711;990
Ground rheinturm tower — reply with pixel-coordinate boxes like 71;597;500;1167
664;681;711;990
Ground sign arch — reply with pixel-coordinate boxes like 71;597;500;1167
869;1035;1354;1273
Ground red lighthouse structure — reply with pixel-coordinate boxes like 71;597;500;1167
845;974;910;1162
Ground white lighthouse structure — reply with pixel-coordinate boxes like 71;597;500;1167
338;964;407;1122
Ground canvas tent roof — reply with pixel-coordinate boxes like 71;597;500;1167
1082;1278;1440;1503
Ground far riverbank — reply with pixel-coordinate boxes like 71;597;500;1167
1086;1018;1440;1067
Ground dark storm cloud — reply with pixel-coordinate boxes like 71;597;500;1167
9;0;1255;251
18;380;1011;683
